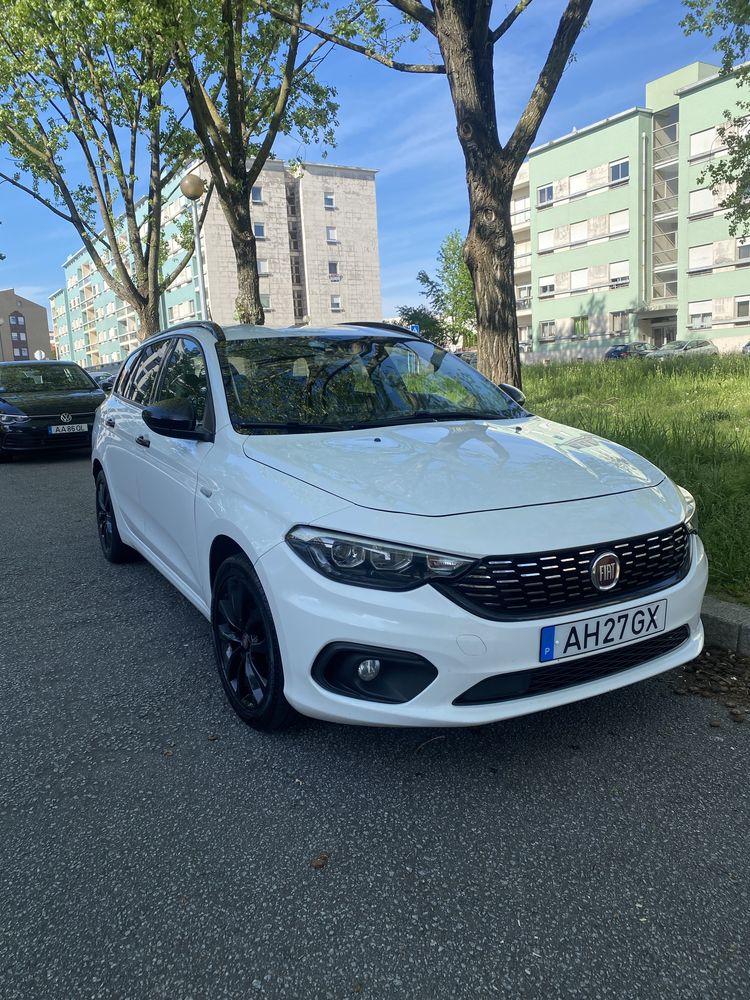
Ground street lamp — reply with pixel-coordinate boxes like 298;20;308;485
179;172;210;321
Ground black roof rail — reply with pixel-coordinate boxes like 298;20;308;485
337;321;427;342
167;320;226;341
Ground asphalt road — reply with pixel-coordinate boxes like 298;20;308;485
1;452;749;1000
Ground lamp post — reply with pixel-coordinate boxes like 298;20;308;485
179;173;209;321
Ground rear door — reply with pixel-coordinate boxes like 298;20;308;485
135;336;214;592
104;338;173;540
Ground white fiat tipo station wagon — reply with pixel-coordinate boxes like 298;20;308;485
92;322;706;731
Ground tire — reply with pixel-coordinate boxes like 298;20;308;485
211;554;296;732
95;470;136;563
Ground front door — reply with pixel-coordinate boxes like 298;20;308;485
135;337;214;594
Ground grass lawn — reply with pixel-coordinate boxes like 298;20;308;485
524;354;750;606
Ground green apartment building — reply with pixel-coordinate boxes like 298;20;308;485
514;62;750;358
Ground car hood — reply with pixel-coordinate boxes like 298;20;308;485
0;389;105;415
242;416;665;516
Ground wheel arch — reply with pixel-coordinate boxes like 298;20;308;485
92;458;103;479
209;534;248;589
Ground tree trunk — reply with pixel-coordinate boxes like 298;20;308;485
136;297;162;340
432;0;521;388
464;172;521;388
231;225;265;325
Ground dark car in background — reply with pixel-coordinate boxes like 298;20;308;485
604;342;654;361
0;361;106;460
90;371;117;393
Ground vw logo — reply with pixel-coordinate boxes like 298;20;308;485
591;551;620;591
60;413;72;424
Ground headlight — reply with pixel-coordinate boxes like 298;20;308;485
286;526;476;591
0;412;30;425
677;485;697;529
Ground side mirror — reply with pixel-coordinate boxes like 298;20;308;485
142;397;212;441
499;382;526;407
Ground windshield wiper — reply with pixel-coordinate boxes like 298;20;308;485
355;410;512;427
235;420;352;434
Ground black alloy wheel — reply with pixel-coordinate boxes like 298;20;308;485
211;554;295;731
95;470;134;563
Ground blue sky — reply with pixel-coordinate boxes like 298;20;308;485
0;0;718;319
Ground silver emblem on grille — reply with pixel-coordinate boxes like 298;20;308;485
591;551;620;591
60;413;72;423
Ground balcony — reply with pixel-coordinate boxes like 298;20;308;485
653;247;678;269
511;209;531;229
515;297;531;311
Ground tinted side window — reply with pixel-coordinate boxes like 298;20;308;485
126;340;173;405
115;350;141;397
154;338;209;424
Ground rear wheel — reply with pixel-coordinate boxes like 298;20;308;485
211;554;296;732
95;470;135;563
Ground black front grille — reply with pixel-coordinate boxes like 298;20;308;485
437;523;691;620
454;625;691;705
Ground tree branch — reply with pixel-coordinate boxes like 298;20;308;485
504;0;592;168
385;0;437;34
491;0;534;44
249;0;445;73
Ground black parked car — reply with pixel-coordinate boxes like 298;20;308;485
0;361;106;460
604;342;654;361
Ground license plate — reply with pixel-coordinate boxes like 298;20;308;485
539;599;667;663
48;423;88;434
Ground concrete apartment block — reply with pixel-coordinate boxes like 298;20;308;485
0;289;51;363
514;61;750;359
51;161;381;369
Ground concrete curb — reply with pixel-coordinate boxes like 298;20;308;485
702;595;750;656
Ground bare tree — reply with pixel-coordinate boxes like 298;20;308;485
252;0;593;384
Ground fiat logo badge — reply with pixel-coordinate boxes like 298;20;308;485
60;412;72;424
591;551;620;591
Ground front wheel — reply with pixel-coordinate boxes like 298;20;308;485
95;470;136;563
211;554;296;732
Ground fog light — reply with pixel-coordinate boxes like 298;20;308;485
357;658;381;682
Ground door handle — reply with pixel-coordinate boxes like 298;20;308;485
104;417;116;428
135;435;151;448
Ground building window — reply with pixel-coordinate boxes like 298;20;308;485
609;260;630;288
328;261;339;278
326;226;338;243
251;185;263;204
738;239;750;262
570;220;588;244
516;285;531;309
330;294;342;312
324;191;335;209
736;296;750;318
689;188;714;215
13;347;21;357
688;244;714;272
571;268;588;292
569;171;587;197
609;209;629;235
538;229;554;253
260;293;271;310
9;314;17;326
539;275;555;297
290;256;304;285
610;310;629;334
609;159;629;184
257;258;269;275
537;184;554;208
573;316;589;339
538;320;556;341
689;301;712;329
254;222;266;239
689;127;719;159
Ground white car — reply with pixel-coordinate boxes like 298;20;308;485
649;338;719;358
92;322;707;731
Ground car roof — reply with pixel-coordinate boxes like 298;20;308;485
220;323;415;342
0;359;79;367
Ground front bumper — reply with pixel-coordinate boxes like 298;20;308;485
0;425;93;452
257;534;708;727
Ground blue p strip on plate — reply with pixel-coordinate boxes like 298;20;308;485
539;625;556;663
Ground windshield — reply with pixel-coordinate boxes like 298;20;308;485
660;341;687;351
0;363;97;394
218;335;526;433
